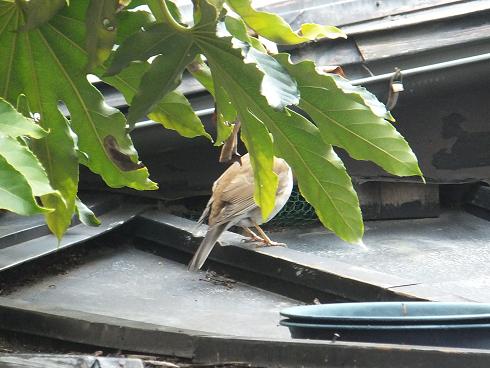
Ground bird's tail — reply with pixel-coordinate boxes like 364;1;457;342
187;223;227;271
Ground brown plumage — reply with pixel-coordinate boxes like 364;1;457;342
188;153;293;271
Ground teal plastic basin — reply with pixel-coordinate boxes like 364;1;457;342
280;302;490;324
280;302;490;348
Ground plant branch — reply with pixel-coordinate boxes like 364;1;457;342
146;0;188;32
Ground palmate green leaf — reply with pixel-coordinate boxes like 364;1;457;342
0;98;46;138
106;21;198;125
110;7;209;139
243;45;299;110
0;1;155;238
219;19;300;110
0;103;56;216
199;39;362;241
115;10;154;44
147;92;211;139
215;118;234;146
266;109;363;244
146;0;182;23
192;1;362;240
213;78;236;145
300;24;347;40
125;0;146;8
32;114;79;239
1;3;78;237
207;0;225;12
111;7;207;138
85;0;118;71
0;155;50;215
220;22;301;113
102;62;211;140
186;55;227;144
192;2;278;218
107;5;218;139
0;135;56;198
20;2;155;187
75;197;101;226
225;0;346;45
15;94;32;120
185;71;233;156
16;0;67;31
200;41;361;240
276;55;423;179
240;116;276;219
127;48;197;125
187;56;235;146
164;0;182;23
106;22;190;75
223;15;266;52
187;56;215;96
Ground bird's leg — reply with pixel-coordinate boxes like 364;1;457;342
241;227;265;243
253;223;287;247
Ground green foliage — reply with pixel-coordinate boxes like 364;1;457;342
75;197;101;226
0;155;48;216
16;0;68;31
0;0;155;239
276;55;423;179
0;98;46;138
0;98;54;215
0;0;423;244
269;110;364;244
103;62;211;139
85;0;118;71
225;0;346;44
106;21;198;124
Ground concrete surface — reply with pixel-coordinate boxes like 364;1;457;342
6;244;296;338
270;210;490;302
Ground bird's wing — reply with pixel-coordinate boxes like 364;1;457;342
210;156;258;226
214;188;257;226
196;197;212;226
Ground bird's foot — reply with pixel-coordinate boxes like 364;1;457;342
248;236;265;243
243;235;264;243
241;227;265;243
256;240;287;248
249;224;287;247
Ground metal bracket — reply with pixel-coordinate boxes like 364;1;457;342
386;68;404;110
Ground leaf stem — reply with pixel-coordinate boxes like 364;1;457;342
147;0;188;32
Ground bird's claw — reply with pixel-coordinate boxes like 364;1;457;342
242;236;264;244
255;240;287;248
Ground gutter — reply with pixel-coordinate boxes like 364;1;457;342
133;52;490;130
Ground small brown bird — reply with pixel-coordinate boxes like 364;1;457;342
188;153;293;271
